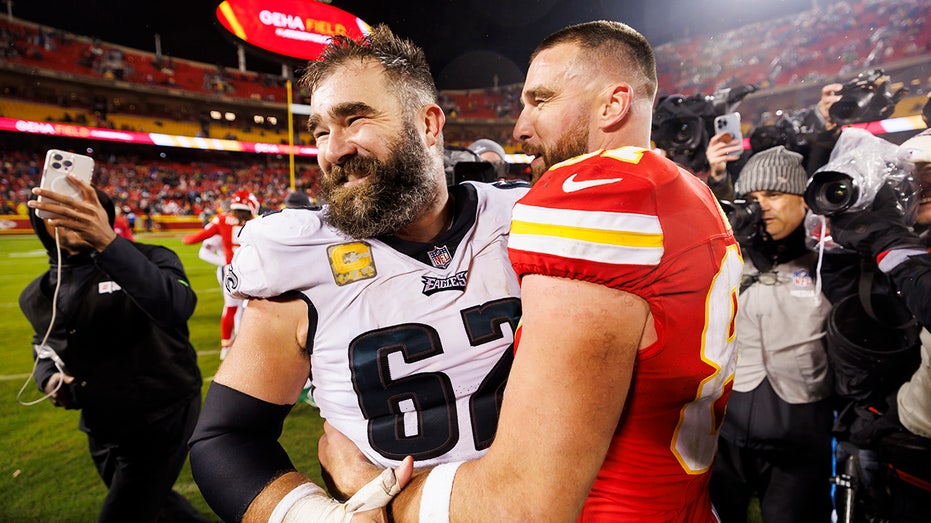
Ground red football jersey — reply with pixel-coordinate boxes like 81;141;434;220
183;213;247;264
508;147;742;522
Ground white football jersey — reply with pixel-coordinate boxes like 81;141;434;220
227;181;528;468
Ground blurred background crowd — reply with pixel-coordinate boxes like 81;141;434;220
0;0;928;229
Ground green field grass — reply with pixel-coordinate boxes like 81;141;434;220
0;233;766;522
0;233;326;522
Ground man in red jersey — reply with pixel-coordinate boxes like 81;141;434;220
319;20;742;523
183;189;258;358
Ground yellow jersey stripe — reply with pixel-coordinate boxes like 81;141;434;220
509;233;663;265
510;203;664;265
513;203;662;234
511;220;663;248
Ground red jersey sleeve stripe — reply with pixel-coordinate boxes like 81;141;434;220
510;203;664;265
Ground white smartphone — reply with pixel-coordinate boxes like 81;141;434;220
714;112;743;158
37;149;95;219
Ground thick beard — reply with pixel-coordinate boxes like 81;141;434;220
529;121;589;184
322;125;440;238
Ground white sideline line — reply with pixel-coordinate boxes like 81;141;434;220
0;373;31;381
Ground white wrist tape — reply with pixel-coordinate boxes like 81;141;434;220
344;466;405;512
418;461;464;523
269;483;330;523
272;465;405;523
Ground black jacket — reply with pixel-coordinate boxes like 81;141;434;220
884;230;931;329
19;199;202;437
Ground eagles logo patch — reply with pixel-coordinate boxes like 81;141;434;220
328;242;376;286
224;265;239;294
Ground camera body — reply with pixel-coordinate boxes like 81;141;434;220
828;68;906;125
805;128;917;218
720;198;763;244
442;145;504;185
652;84;758;172
748;108;817;155
652;93;715;158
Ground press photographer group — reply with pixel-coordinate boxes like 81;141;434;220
652;67;931;523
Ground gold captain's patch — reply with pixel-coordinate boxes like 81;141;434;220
327;241;376;286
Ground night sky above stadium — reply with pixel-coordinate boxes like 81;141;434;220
14;0;814;89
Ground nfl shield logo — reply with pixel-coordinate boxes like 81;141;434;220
428;245;452;269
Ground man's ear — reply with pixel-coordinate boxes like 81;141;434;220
422;104;446;148
601;83;632;132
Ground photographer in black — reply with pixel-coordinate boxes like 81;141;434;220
19;175;207;522
818;127;931;522
710;145;835;523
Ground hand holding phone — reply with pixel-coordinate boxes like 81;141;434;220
714;113;744;159
36;149;95;219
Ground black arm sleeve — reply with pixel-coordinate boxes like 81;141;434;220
189;382;296;523
888;253;931;329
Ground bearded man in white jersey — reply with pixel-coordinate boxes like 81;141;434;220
188;24;529;523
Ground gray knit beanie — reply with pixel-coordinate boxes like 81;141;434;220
736;145;808;196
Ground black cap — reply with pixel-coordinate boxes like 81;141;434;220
284;191;312;208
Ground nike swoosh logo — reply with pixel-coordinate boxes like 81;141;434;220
561;174;624;193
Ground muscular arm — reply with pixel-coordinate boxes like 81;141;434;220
392;274;650;522
190;295;312;522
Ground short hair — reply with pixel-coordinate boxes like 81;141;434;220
298;24;437;116
531;20;657;99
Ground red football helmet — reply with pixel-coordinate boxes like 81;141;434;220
229;190;260;216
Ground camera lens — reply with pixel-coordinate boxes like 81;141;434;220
805;171;859;216
658;116;702;151
720;199;762;243
823;181;850;205
673;122;694;145
52;162;61;169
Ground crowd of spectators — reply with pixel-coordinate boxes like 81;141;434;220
0;0;929;221
654;0;930;98
1;1;927;125
0;144;323;227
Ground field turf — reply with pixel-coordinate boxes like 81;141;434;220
0;233;325;522
0;233;765;522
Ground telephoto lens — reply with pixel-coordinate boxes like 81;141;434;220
720;199;763;243
804;171;860;216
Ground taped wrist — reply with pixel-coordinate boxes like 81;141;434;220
418;461;463;523
189;381;295;523
270;482;344;523
272;466;404;523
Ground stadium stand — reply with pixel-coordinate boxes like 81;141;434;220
1;0;929;227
